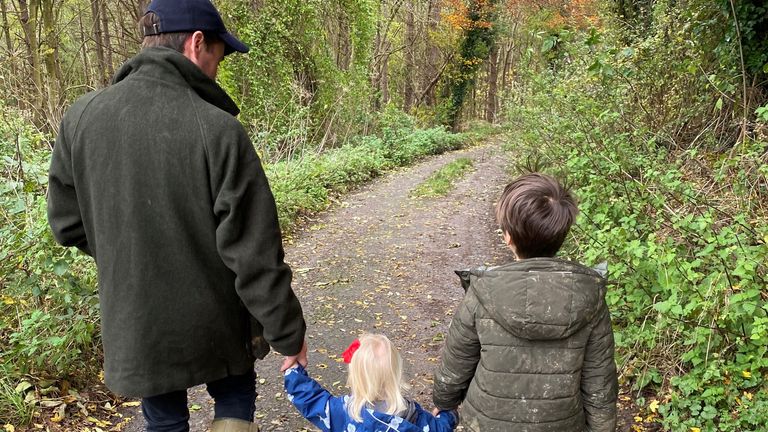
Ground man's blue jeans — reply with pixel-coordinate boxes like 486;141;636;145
141;370;257;432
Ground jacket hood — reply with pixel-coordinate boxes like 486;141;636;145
112;47;240;116
359;405;423;432
469;258;606;341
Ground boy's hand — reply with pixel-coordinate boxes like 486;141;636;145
280;340;308;372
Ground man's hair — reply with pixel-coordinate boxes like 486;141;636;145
496;172;578;258
139;12;220;53
346;334;408;422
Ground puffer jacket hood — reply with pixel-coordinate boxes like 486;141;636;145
470;258;605;341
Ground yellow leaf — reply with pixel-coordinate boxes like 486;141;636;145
649;399;659;413
634;416;643;423
742;371;752;378
2;296;15;305
4;424;16;432
744;391;753;400
691;428;701;432
121;401;141;407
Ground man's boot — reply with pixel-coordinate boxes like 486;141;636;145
210;418;260;432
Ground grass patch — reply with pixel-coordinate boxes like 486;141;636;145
0;371;34;426
410;157;474;198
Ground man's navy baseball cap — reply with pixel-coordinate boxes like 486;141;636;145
144;0;249;55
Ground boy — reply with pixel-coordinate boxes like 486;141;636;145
432;173;618;431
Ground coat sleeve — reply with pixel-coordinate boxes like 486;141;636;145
421;408;459;432
47;117;92;256
581;300;618;432
433;286;481;410
208;121;305;356
283;366;336;432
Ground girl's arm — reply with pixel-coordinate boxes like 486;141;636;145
283;365;336;432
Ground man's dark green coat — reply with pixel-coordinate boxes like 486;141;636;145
47;47;305;397
433;258;618;431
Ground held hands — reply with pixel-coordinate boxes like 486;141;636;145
280;340;308;372
432;407;460;423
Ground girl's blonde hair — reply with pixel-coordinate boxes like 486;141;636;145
346;333;408;422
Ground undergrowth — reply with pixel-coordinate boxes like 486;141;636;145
505;2;767;429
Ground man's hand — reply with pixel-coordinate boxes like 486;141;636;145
280;340;308;372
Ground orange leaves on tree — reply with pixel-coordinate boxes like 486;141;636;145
503;0;599;30
443;0;496;31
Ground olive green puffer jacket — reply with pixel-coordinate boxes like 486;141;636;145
433;258;618;432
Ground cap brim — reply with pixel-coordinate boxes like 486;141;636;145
221;32;249;55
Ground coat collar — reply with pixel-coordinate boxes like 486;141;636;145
112;47;240;116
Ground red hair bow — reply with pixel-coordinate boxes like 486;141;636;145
342;339;360;364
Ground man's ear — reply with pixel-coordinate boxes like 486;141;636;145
182;31;205;61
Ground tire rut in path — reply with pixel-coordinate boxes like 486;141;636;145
122;141;513;431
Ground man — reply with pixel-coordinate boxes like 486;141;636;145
47;1;307;431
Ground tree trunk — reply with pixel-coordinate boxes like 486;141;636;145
100;2;115;79
0;0;13;57
371;0;398;110
423;0;440;107
18;0;44;115
372;24;382;110
403;0;415;111
41;0;63;128
91;0;108;86
78;9;93;88
485;43;498;123
501;40;512;96
0;0;17;87
380;46;390;105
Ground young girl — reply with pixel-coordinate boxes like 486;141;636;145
284;333;458;432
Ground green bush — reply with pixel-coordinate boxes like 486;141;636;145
504;2;767;428
0;108;101;426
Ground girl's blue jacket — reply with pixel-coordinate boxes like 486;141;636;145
284;365;458;432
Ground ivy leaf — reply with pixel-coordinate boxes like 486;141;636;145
541;36;557;53
53;260;69;276
714;97;723;111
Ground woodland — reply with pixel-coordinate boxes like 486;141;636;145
0;0;766;431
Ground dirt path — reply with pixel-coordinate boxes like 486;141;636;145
119;140;637;431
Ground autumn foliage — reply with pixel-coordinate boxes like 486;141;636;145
444;0;496;30
505;0;600;29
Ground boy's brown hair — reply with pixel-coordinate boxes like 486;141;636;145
496;173;578;258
